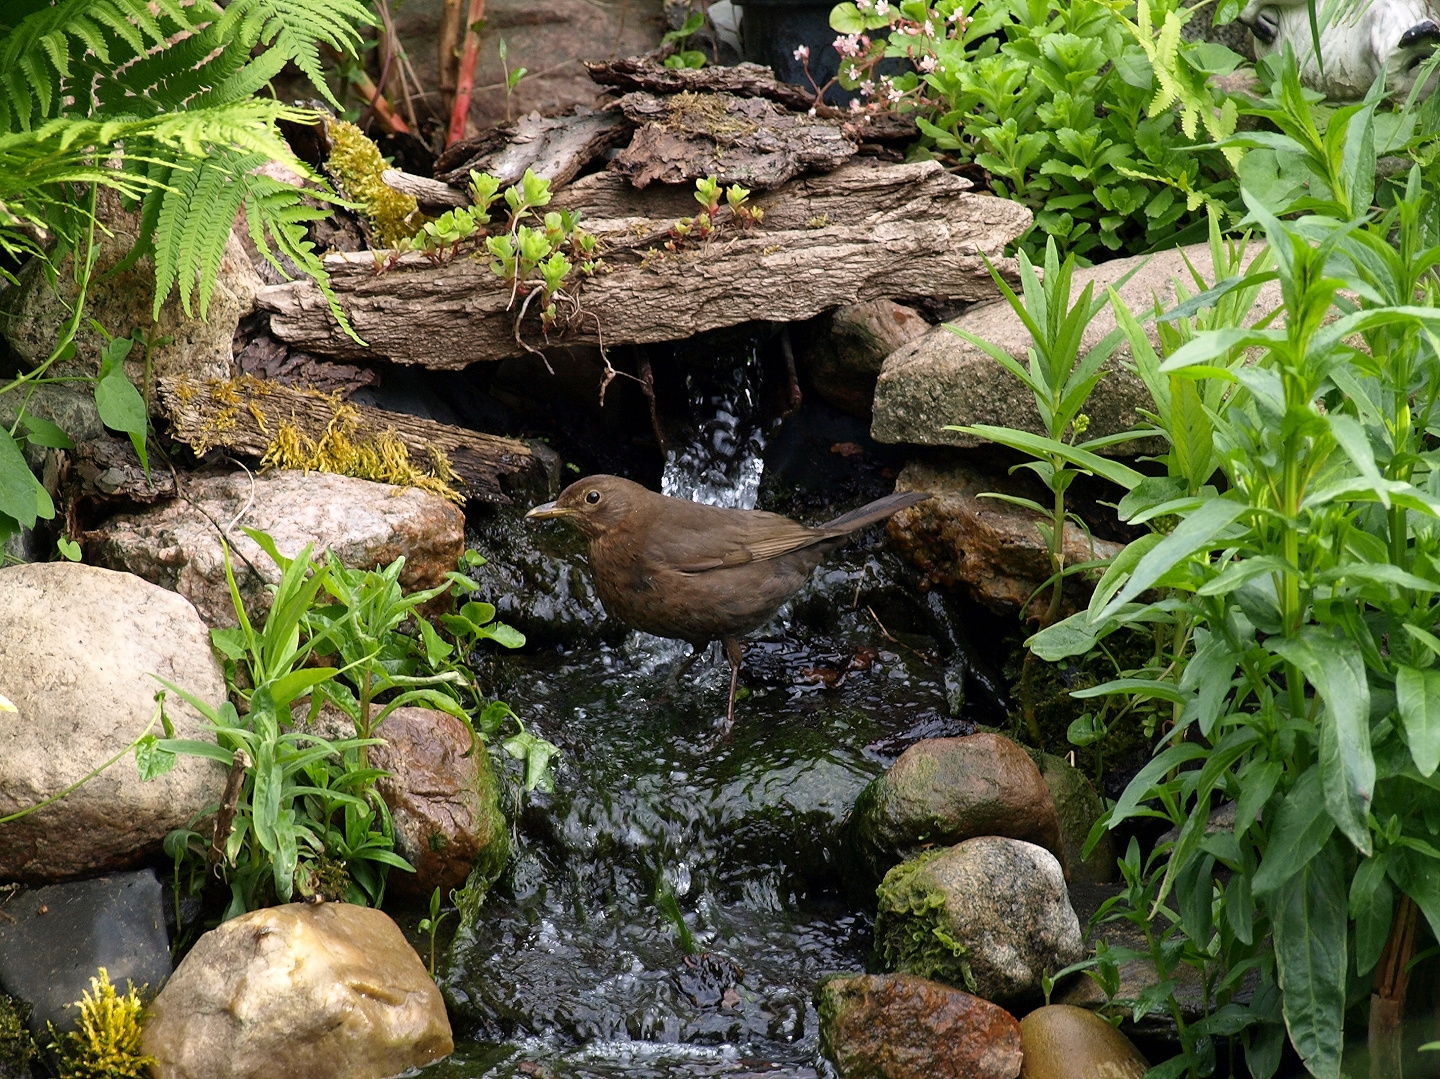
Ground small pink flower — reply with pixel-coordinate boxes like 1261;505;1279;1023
860;79;875;96
919;53;937;72
793;44;810;61
849;98;863;112
808;107;818;117
875;0;890;14
856;0;872;10
847;64;862;80
922;19;935;35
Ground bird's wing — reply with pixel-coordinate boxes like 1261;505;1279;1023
644;508;834;574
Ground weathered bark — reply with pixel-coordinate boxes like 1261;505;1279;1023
585;57;817;111
381;169;470;208
584;56;919;143
157;376;534;503
610;91;856;189
433;109;630;187
258;159;1033;369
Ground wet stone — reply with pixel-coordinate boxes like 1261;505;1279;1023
1019;1004;1148;1079
0;870;171;1038
846;733;1067;890
1036;752;1116;885
818;972;1023;1079
874;838;1083;1006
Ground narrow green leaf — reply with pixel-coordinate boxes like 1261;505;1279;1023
1273;839;1346;1079
1253;768;1334;896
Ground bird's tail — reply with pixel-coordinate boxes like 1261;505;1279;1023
821;490;931;534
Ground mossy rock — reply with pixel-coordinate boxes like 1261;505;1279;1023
1034;752;1116;884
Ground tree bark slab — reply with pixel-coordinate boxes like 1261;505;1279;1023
585;58;817;111
610;91;856;189
433;109;630;188
257;159;1033;370
157;376;534;503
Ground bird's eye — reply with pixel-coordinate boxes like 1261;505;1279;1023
586;490;602;505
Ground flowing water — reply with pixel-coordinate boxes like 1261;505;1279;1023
425;345;994;1079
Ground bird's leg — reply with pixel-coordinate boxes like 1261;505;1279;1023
722;636;744;732
671;644;704;684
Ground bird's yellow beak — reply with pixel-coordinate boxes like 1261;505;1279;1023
525;501;577;520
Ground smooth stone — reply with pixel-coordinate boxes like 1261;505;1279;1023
818;972;1022;1079
887;457;1124;616
874;837;1083;1006
87;469;465;627
847;734;1067;888
800;300;930;418
0;563;227;882
369;707;510;902
0;870;171;1037
142;903;452;1079
1019;1004;1149;1078
1036;753;1116;885
871;244;1277;453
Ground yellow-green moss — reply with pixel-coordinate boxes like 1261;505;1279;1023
47;969;154;1079
326;119;420;248
0;994;35;1076
873;850;977;993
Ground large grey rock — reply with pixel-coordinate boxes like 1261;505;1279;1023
887;457;1124;616
847;734;1066;888
800;300;930;418
0;192;260;391
0;870;171;1037
87;469;465;627
871;244;1278;452
874;837;1083;1006
142;903;452;1079
0;563;227;882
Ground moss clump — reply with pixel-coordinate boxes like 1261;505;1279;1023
260;404;464;504
663;91;759;144
872;849;976;993
325;119;419;248
452;745;512;927
0;994;36;1077
47;969;154;1079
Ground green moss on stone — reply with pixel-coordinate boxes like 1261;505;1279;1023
325;119;420;248
872;849;976;992
454;743;512;926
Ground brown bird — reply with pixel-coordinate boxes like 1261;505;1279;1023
525;475;930;726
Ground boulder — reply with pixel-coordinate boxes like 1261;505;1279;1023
800;301;930;418
369;708;510;902
86;469;465;627
870;243;1278;452
0;870;171;1037
1019;1004;1149;1079
0;192;260;391
0;563;227;882
874;838;1083;1005
817;972;1022;1079
887;457;1124;616
142;903;452;1079
847;734;1066;888
1036;753;1116;885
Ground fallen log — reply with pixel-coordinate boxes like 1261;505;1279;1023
381;169;470;208
257;159;1033;370
432;109;630;188
157;375;534;504
610;91;855;189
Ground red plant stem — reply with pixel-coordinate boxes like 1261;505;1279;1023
352;70;410;134
447;0;487;146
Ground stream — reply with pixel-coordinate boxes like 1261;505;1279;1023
425;339;1008;1078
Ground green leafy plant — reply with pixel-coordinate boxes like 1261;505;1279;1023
418;885;452;976
974;93;1440;1073
818;0;1242;260
662;11;708;69
0;0;371;545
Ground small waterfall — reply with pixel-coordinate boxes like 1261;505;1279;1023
632;344;773;671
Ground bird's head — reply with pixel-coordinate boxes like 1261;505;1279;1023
524;475;647;538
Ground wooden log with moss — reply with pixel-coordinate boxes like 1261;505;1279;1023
256;159;1033;371
157;376;534;503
